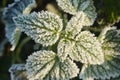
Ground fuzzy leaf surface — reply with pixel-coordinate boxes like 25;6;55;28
2;0;36;50
57;39;73;61
80;55;120;80
11;28;21;51
70;31;104;64
14;11;63;46
65;11;95;38
58;31;104;64
56;0;97;26
65;12;84;38
80;27;120;80
26;50;79;80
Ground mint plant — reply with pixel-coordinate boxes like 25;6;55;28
2;0;120;80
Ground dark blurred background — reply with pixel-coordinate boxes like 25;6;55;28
0;0;120;80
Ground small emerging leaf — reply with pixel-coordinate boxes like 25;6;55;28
26;50;79;80
14;11;63;46
57;39;73;61
65;12;84;38
66;11;97;39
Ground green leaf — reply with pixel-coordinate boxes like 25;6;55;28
56;0;77;15
99;27;120;56
79;55;120;80
80;27;120;79
26;50;79;80
65;11;96;39
102;42;120;56
58;31;104;64
104;27;120;43
70;31;104;64
5;24;21;51
56;0;97;26
103;29;120;55
14;11;63;46
9;64;27;80
65;12;84;38
10;28;21;51
57;39;73;61
98;27;116;43
2;0;36;50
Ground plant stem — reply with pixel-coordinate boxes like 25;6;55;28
15;37;31;63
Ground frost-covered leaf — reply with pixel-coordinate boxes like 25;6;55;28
65;12;84;38
65;11;94;38
80;28;120;80
14;11;63;46
102;42;120;56
56;0;77;15
99;27;120;55
79;55;120;80
10;28;21;51
2;0;36;50
56;0;97;26
5;25;21;51
69;31;104;64
104;27;120;43
57;39;73;61
98;27;116;44
9;64;27;80
57;31;104;64
26;50;79;80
